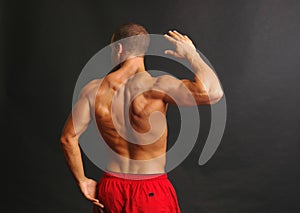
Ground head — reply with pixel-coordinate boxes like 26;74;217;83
110;23;149;65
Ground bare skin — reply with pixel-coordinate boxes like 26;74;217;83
60;30;224;209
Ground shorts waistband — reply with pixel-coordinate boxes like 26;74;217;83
102;171;168;181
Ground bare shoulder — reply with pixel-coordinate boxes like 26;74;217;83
126;71;156;89
80;78;104;98
153;74;181;91
137;74;180;101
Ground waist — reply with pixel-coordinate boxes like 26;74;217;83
102;170;168;181
105;152;167;174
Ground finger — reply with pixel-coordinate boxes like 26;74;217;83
89;196;104;208
85;195;99;203
93;201;104;208
173;30;185;39
164;34;176;44
164;50;181;58
184;35;192;41
168;30;181;40
164;50;176;56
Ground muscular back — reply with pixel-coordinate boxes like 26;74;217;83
61;30;223;178
91;70;169;165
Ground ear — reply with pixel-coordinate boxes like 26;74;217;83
117;43;123;58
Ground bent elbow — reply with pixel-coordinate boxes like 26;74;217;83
60;134;74;146
60;135;68;146
209;90;224;104
60;132;78;147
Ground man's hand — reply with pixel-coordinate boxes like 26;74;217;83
164;30;197;59
160;29;223;105
78;178;104;209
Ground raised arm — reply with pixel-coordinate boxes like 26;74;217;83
60;82;104;209
154;30;223;106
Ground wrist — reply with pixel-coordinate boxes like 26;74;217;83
76;176;88;185
185;49;198;63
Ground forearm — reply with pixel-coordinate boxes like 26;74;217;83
186;51;223;97
60;137;86;184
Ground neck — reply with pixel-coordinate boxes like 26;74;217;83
117;56;146;78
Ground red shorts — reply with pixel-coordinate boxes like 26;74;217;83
93;171;181;213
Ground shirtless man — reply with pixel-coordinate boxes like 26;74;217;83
60;23;223;213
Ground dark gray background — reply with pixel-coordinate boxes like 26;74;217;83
2;0;300;212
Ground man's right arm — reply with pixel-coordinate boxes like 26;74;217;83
154;30;223;106
60;81;104;209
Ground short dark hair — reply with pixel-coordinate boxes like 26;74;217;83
111;23;149;57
